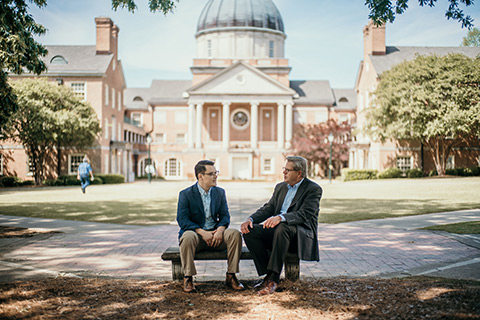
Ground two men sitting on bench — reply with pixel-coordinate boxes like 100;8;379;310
176;157;322;294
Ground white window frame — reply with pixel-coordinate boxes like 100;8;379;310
70;82;86;101
176;133;186;144
68;154;84;175
118;91;122;111
165;158;181;177
131;112;143;127
269;40;274;58
446;155;455;170
105;84;109;106
104;118;109;139
396;156;412;172
262;157;275;174
112;88;116;109
155;133;165;144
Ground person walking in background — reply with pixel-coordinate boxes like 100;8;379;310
77;155;94;194
176;160;245;293
241;156;322;295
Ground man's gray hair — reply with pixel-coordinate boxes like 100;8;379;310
286;156;307;178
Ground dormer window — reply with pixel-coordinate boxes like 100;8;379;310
50;55;68;65
339;97;349;102
133;96;144;102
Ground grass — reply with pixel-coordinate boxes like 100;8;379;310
0;177;479;225
422;221;480;234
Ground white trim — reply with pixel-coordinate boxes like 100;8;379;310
231;108;250;131
70;82;87;101
261;156;275;175
229;154;253;180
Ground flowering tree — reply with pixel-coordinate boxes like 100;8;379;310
291;119;351;178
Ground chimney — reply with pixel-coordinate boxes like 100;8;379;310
95;17;119;57
363;20;386;58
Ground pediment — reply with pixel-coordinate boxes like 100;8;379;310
187;61;295;96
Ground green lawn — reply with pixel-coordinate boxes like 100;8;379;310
422;221;480;234
0;177;479;225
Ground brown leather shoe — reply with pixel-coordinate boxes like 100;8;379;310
257;280;277;295
253;278;266;291
183;277;196;293
225;273;245;291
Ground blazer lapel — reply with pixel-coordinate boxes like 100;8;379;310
288;178;308;211
277;183;288;212
192;184;205;214
210;187;216;217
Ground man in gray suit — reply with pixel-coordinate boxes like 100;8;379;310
241;156;322;295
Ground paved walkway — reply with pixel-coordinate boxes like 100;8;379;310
1;208;479;282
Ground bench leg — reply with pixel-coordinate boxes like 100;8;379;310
172;261;184;282
284;258;300;282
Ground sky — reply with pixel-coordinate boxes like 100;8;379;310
29;0;480;89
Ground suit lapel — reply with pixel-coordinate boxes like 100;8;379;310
288;178;308;211
210;187;216;217
192;183;205;214
277;183;288;212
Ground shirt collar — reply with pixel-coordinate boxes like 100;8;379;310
196;182;210;196
288;178;304;190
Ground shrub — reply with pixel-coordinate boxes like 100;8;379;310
378;168;403;179
341;169;378;181
43;179;57;186
91;176;103;185
470;167;480;176
406;168;424;178
95;174;124;184
446;167;479;177
21;180;34;186
428;169;438;177
0;176;23;187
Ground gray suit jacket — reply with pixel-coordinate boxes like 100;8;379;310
249;178;322;261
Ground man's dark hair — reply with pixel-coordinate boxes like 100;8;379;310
194;160;215;180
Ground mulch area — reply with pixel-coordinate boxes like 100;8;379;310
0;277;479;319
0;226;61;238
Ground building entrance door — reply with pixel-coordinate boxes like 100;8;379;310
232;157;250;180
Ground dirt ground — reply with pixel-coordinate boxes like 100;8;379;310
1;227;479;319
0;226;61;238
0;276;479;319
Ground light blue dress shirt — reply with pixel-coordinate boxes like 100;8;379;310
278;178;304;221
197;183;216;230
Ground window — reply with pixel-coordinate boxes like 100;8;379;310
132;113;142;126
339;97;349;103
175;111;187;124
262;158;274;174
133;96;143;102
70;83;86;101
396;156;412;172
104;118;109;139
446;155;455;170
165;158;181;177
27;158;35;176
269;40;274;58
50;55;67;65
231;109;250;130
176;133;186;144
155;133;165;144
113;88;116;109
154;110;166;124
105;85;109;106
207;39;212;57
315;111;328;123
69;154;83;175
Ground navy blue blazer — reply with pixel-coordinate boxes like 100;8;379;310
176;183;230;239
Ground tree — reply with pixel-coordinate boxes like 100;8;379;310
291;119;351;178
0;0;176;136
462;27;480;46
365;53;480;176
365;0;475;29
7;79;101;185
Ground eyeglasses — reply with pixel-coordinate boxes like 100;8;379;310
282;167;297;173
204;171;220;176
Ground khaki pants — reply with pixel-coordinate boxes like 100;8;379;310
179;228;242;276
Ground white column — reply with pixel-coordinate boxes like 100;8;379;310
222;102;230;149
285;102;293;149
250;102;258;149
188;103;195;148
277;103;285;149
195;103;203;149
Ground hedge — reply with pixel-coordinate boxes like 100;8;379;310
341;169;378;181
43;174;122;186
446;167;480;177
406;168;424;178
378;168;403;179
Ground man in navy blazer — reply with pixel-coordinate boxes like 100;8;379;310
241;156;322;295
177;160;244;293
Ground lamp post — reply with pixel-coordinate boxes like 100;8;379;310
146;134;152;183
328;132;334;183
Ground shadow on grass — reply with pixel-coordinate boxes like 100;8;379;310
320;199;480;223
0;199;177;225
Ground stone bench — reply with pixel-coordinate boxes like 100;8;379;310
161;246;300;281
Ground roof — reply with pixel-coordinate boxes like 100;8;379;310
370;46;480;75
124;80;192;109
42;45;113;76
332;88;356;111
289;80;335;105
197;0;284;35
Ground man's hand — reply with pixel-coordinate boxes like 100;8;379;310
240;219;253;234
197;229;214;246
211;226;225;247
263;216;282;229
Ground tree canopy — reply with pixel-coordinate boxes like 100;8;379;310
462;27;480;46
365;53;480;175
8;79;101;185
292;119;351;178
366;0;476;29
